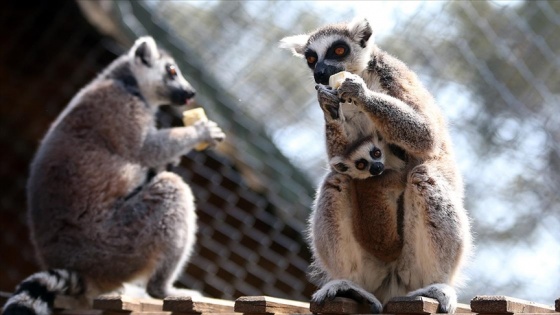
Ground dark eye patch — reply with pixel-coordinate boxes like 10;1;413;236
326;40;350;60
334;162;348;173
304;49;318;69
355;159;368;171
371;148;382;159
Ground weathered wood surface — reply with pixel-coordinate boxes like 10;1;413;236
8;294;558;315
93;295;146;312
456;303;473;313
385;296;439;314
54;310;104;315
163;296;235;314
471;295;555;314
309;297;371;314
234;295;309;314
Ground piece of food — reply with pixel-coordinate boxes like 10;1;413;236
329;71;352;89
182;108;210;151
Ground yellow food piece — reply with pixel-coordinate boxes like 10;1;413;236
329;71;352;89
182;108;210;151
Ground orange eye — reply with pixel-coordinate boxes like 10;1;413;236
166;64;177;77
334;46;346;56
306;56;317;64
372;149;382;158
355;159;368;171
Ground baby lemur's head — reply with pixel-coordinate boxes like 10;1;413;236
280;17;374;85
329;134;386;179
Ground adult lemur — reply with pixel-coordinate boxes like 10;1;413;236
280;17;471;313
3;37;225;315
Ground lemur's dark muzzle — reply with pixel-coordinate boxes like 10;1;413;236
370;162;384;176
314;62;343;85
170;88;196;105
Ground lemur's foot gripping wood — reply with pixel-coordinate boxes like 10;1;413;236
312;280;383;314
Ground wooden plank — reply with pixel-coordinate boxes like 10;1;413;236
93;295;143;312
53;310;104;315
384;296;439;314
234;296;309;314
456;302;473;313
471;295;555;314
163;296;235;314
139;299;164;312
309;297;371;314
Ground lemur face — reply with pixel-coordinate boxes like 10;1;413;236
130;37;196;106
329;135;386;179
280;17;374;85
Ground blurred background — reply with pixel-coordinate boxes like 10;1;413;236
1;0;558;306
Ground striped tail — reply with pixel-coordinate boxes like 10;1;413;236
2;269;84;315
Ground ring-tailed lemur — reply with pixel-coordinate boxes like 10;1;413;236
3;37;225;315
280;17;472;313
329;132;404;179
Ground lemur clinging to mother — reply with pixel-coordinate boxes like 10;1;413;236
3;37;225;315
281;17;472;313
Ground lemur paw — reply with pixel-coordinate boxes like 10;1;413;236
312;280;383;314
324;173;351;192
194;120;226;147
409;165;435;193
316;84;341;121
337;74;368;106
407;284;457;313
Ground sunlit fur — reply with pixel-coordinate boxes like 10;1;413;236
281;17;472;314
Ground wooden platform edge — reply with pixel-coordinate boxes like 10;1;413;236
385;296;439;314
164;296;235;313
471;295;555;313
309;297;371;314
93;295;144;312
234;295;309;313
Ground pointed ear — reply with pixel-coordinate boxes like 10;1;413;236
129;36;159;67
347;17;373;48
329;157;349;173
279;34;310;57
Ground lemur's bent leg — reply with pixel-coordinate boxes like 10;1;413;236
104;171;199;298
310;172;383;313
336;76;437;157
142;172;198;298
399;163;469;313
316;85;350;159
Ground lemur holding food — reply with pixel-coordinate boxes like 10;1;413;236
3;37;225;315
281;17;472;313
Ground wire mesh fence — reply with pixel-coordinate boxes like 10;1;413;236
1;0;558;307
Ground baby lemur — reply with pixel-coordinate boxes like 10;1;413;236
281;17;472;313
3;37;225;315
329;131;404;180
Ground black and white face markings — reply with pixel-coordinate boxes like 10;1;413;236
130;37;196;107
305;38;351;85
329;134;386;179
283;19;373;85
158;55;196;106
